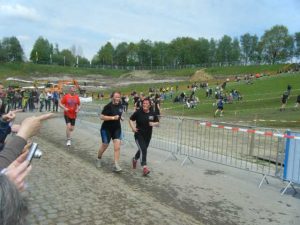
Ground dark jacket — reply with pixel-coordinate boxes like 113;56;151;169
0;118;12;151
0;136;27;170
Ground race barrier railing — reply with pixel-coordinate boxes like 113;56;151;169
282;131;300;195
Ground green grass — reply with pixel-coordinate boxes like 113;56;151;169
0;62;291;79
98;72;300;129
205;64;287;76
0;62;128;79
176;72;300;128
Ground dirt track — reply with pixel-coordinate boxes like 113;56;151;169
12;112;300;225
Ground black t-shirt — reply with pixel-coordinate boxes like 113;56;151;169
133;96;139;104
135;99;143;109
121;96;126;105
282;93;289;101
101;102;123;130
130;109;159;138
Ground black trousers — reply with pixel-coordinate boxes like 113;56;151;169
134;133;151;166
53;99;59;112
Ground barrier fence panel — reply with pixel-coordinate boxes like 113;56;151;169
282;131;300;195
149;116;181;155
120;114;181;156
121;113;135;144
179;118;285;177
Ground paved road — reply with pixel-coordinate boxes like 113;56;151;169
14;113;299;225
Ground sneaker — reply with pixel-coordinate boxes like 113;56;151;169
143;166;150;176
132;157;137;169
96;158;102;168
114;163;122;172
66;139;71;146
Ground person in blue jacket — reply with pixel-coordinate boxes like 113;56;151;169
214;98;224;117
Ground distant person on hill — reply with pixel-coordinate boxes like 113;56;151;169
280;91;289;111
287;84;292;96
294;94;300;108
214;98;224;117
208;88;213;98
221;81;227;90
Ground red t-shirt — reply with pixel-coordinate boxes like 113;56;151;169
61;93;80;119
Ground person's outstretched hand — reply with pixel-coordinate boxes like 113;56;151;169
17;113;54;140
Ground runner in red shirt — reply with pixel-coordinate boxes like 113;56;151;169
59;86;80;146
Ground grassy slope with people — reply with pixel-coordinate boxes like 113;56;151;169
1;62;299;128
161;72;300;128
97;71;300;128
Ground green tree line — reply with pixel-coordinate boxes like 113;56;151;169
1;25;300;68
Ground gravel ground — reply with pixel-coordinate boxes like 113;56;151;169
11;112;300;225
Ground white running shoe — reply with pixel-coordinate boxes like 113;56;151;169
96;158;102;168
113;163;122;172
66;139;71;146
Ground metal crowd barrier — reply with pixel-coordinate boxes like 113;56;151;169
178;118;285;178
281;131;300;195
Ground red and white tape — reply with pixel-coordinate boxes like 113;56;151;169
198;122;300;140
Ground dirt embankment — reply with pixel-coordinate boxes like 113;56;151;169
18;70;188;91
190;69;213;82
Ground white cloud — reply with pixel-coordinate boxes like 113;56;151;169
16;35;31;41
0;3;40;21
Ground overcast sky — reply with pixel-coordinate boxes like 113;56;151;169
1;0;299;60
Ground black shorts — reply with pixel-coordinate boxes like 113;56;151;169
217;106;223;110
282;99;287;104
100;128;122;144
64;115;76;126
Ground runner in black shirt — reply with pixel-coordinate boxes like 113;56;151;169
294;94;300;108
129;98;159;176
96;91;123;172
280;91;289;111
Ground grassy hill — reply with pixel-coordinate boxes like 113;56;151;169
1;62;299;128
204;64;287;76
0;62;291;79
151;64;290;77
0;62;128;79
96;71;300;129
161;72;300;128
